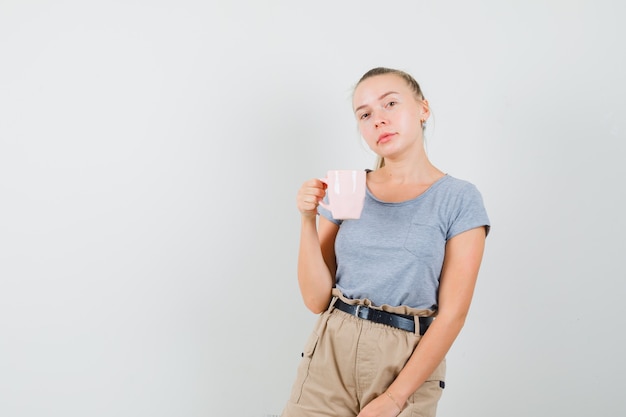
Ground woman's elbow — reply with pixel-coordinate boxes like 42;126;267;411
303;295;331;314
437;309;469;330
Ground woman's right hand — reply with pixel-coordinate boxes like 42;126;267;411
296;178;327;218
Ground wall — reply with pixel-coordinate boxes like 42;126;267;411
1;1;624;416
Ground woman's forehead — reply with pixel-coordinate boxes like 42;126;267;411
353;74;410;105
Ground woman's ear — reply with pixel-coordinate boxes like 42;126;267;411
420;99;431;120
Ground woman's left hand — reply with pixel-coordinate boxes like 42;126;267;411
357;393;402;417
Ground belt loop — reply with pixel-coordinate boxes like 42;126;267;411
328;296;339;313
413;316;420;335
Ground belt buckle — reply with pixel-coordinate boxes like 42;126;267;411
354;304;368;320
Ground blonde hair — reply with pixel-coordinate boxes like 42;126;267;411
354;67;427;169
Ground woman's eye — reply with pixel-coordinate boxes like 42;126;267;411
387;101;396;107
359;113;370;120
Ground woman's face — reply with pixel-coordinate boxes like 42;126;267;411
352;74;429;160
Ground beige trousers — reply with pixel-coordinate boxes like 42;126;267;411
281;295;446;417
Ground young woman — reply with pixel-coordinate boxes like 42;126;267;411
281;67;490;417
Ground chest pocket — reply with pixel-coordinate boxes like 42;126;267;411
403;222;445;259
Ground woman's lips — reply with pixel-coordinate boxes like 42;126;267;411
377;132;395;144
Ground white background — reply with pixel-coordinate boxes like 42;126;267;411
1;1;625;416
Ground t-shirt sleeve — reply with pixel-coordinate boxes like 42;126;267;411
317;195;342;225
446;183;491;240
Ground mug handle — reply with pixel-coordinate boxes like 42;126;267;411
317;177;331;211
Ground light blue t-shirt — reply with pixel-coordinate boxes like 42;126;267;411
318;174;490;310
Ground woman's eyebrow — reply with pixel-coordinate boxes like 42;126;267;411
354;91;399;113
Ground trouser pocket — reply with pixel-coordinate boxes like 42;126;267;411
409;358;446;417
288;329;320;404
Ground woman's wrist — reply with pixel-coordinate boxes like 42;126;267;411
385;390;404;412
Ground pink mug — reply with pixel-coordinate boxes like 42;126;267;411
319;170;366;220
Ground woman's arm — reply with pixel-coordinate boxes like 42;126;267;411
358;226;487;417
296;179;339;314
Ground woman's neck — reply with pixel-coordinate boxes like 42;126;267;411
375;156;444;185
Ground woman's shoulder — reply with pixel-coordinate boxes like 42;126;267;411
437;174;482;192
427;175;487;206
